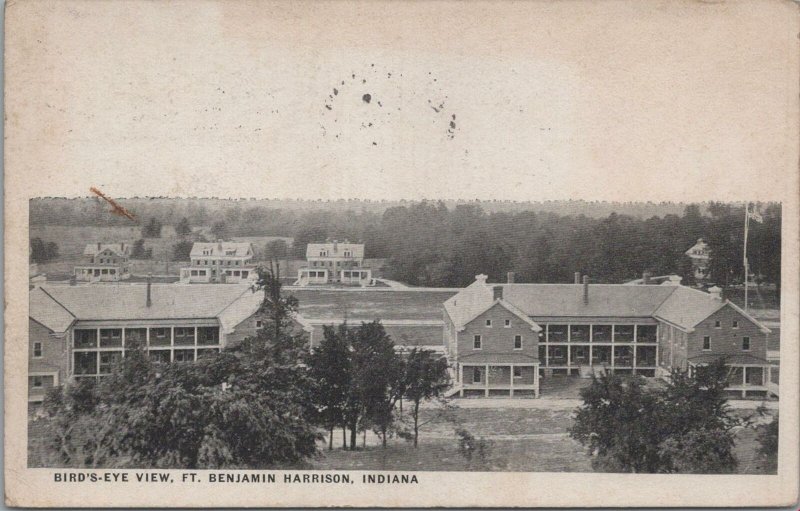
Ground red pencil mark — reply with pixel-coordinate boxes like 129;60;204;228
90;187;136;221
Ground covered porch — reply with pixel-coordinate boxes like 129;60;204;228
688;353;773;398
457;353;540;398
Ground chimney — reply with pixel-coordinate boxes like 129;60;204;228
493;285;503;300
582;275;589;305
507;271;515;284
475;274;488;285
146;274;152;307
574;272;581;284
708;286;722;300
69;275;76;286
642;271;651;285
333;240;338;253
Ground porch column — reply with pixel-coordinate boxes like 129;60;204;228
509;364;514;397
459;364;464;397
485;364;490;397
742;366;747;398
534;364;540;398
633;343;637;373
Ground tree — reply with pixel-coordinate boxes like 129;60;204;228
142;217;163;238
172;240;194;261
570;359;740;473
210;221;229;240
264;239;289;261
175;217;192;236
131;239;150;259
355;321;406;449
307;325;352;450
756;412;778;473
402;349;450;447
30;238;59;263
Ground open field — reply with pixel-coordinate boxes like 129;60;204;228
292;289;458;322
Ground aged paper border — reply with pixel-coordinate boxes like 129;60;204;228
4;0;800;507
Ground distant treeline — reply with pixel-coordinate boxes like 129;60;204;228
30;198;780;294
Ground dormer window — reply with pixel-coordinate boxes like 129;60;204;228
320;250;328;257
344;250;352;257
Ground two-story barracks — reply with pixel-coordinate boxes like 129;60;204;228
29;274;774;401
443;274;773;398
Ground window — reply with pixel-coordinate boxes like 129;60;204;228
732;321;739;329
99;352;122;374
255;320;263;328
101;269;108;274
504;319;511;328
472;367;482;383
514;335;522;350
31;376;43;388
513;367;522;378
714;320;721;328
74;329;98;348
191;270;198;276
473;335;482;349
485;319;492;327
548;324;568;342
742;336;750;351
241;271;248;278
110;269;116;275
703;336;711;351
33;342;42;358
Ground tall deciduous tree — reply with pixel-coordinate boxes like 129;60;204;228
307;325;352;449
403;348;450;447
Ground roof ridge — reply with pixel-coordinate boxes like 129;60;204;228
213;286;258;317
37;287;76;319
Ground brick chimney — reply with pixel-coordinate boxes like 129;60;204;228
583;275;589;305
574;272;581;284
475;274;488;285
146;274;152;307
642;271;651;285
493;285;503;300
708;286;722;300
507;271;515;284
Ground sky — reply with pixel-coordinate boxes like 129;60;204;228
6;0;799;202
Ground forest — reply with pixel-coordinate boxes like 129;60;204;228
29;198;781;294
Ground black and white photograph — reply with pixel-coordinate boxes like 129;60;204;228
27;197;782;476
5;0;798;507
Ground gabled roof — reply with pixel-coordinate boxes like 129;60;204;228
453;298;542;332
35;284;258;322
444;276;771;334
190;242;253;258
29;287;76;334
685;238;709;257
652;286;771;333
306;242;364;259
502;284;676;318
83;243;129;257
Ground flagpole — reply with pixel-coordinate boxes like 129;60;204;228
743;202;749;312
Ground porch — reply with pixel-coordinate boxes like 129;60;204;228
458;361;540;398
688;354;773;398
